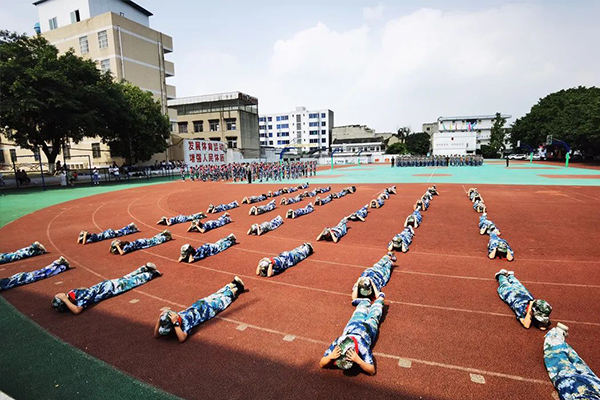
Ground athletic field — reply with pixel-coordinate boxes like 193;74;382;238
1;162;599;400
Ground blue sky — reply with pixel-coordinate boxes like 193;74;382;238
1;0;599;132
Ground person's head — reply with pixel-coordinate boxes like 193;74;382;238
51;296;67;312
258;258;271;277
335;336;358;370
157;310;177;336
497;241;509;254
531;299;552;329
406;215;416;226
357;277;373;298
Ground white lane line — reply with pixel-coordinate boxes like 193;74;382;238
129;299;140;304
398;358;412;368
54;281;63;285
283;334;296;342
470;373;486;384
236;324;248;331
428;167;438;183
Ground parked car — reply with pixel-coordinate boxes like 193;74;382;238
508;154;527;160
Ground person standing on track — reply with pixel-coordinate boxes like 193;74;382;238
154;277;245;343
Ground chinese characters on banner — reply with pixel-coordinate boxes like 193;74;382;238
183;139;227;166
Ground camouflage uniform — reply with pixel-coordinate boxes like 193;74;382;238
316;186;330;193
323;295;384;367
270;243;312;275
255;200;277;215
167;213;205;226
191;236;235;262
371;198;385;208
212;201;239;213
258;216;283;234
0;258;70;292
178;284;237;334
334;190;347;199
411;208;423;224
247;195;267;204
66;265;159;308
86;224;138;243
488;233;514;258
544;327;600;399
497;274;532;319
350;206;369;221
328;219;348;241
290;204;314;218
389;228;414;251
283;195;303;205
121;232;171;254
357;255;394;291
478;215;496;234
317;195;333;205
0;243;46;264
201;214;232;232
421;197;430;210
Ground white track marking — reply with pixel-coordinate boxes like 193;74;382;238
470;373;486;384
428;167;438;183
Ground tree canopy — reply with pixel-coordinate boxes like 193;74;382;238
0;30;171;167
489;112;507;155
510;86;600;156
385;142;408;154
0;30;113;167
101;83;171;164
405;132;430;155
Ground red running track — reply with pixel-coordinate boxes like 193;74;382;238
1;181;599;400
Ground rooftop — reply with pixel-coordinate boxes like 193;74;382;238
437;114;511;121
168;92;258;106
33;0;153;16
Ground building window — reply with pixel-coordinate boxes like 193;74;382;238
48;17;58;30
226;118;236;130
268;141;273;145
0;150;5;164
309;139;319;143
226;137;237;148
100;59;110;73
259;117;266;122
309;122;319;127
70;10;81;23
321;130;326;135
309;130;318;135
79;36;89;54
209;119;220;132
10;149;17;162
276;124;289;129
209;137;220;141
193;121;203;132
321;121;326;126
63;144;71;159
259;125;265;130
276;115;288;121
267;117;272;122
321;138;327;143
268;133;273;137
321;113;326;118
98;30;108;49
267;125;273;130
309;113;318;119
296;115;301;123
91;143;101;158
178;122;188;134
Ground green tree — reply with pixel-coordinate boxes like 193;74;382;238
511;86;600;156
489;112;507;154
101;82;171;164
405;132;430;155
0;30;114;170
385;142;408;154
479;144;501;158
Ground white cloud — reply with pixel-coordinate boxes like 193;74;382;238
258;4;600;132
363;3;386;20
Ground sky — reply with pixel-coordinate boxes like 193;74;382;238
1;0;599;132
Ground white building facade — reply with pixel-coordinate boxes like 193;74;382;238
432;114;511;155
259;106;334;153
